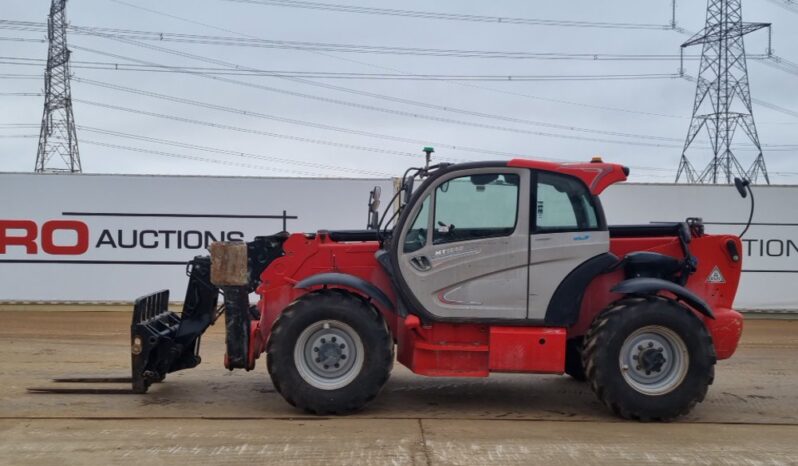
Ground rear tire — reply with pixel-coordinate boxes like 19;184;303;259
267;289;393;414
565;338;587;381
583;297;716;421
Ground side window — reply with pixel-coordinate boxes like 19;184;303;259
536;172;600;232
433;173;519;245
403;194;430;253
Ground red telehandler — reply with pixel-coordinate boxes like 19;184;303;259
52;153;749;421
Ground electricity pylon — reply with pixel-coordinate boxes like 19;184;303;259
676;0;770;184
35;0;81;173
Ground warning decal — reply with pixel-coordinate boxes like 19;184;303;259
706;266;726;284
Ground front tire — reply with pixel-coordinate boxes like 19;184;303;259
267;289;393;414
583;297;716;421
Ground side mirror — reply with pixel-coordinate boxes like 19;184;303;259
366;186;382;230
734;177;749;198
403;178;414;205
370;186;381;212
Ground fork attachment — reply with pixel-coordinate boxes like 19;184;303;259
131;256;219;393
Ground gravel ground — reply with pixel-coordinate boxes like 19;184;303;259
0;310;796;465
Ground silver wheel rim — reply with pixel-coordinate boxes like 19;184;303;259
293;319;364;391
619;325;689;396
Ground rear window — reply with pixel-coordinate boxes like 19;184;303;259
535;172;600;232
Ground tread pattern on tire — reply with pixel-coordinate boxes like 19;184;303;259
582;296;716;421
565;337;587;382
266;289;394;415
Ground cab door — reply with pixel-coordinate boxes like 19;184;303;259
396;167;530;320
527;171;610;320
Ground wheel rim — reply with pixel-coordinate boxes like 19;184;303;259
619;325;689;396
293;319;364;390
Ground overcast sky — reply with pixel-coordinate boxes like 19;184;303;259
1;0;796;183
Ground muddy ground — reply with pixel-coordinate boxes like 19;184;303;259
0;310;796;465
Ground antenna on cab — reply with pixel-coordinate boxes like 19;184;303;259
423;147;434;173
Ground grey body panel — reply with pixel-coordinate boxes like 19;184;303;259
528;231;610;320
396;167;531;320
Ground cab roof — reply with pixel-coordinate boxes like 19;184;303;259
507;158;629;195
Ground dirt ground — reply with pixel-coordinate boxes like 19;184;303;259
0;310;797;465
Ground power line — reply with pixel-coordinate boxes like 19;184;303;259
0;92;42;96
77;126;681;176
4;9;780;164
0;36;46;44
0;21;709;61
78;126;393;176
72;78;549;158
0;73;41;79
72;97;576;163
81;139;352;177
682;74;798;120
77;139;720;178
75;77;687;164
105;0;699;121
70;98;679;175
0;22;708;61
73;98;465;160
220;0;674;30
756;54;798;79
98;77;779;150
73;37;781;152
9;14;792;106
751;97;798;120
763;0;798;14
71;40;689;147
63;27;706;60
3;2;776;177
0;57;685;81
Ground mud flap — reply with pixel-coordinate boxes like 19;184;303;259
131;257;219;393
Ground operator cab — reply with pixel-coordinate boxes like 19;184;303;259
381;156;625;323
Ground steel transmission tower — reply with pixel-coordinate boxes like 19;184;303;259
675;0;770;184
35;0;81;173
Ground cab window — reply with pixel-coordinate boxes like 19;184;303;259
535;172;600;232
433;173;520;245
403;194;430;253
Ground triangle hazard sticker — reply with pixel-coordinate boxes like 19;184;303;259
706;266;726;284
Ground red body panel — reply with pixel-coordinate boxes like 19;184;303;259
397;315;490;377
571;234;744;360
256;232;397;337
488;327;566;373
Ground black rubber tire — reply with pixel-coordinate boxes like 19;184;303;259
582;297;716;421
266;289;394;415
565;338;587;381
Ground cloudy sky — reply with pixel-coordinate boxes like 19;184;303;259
1;0;796;183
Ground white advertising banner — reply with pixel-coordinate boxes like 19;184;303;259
602;183;798;311
1;173;795;311
0;173;392;303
